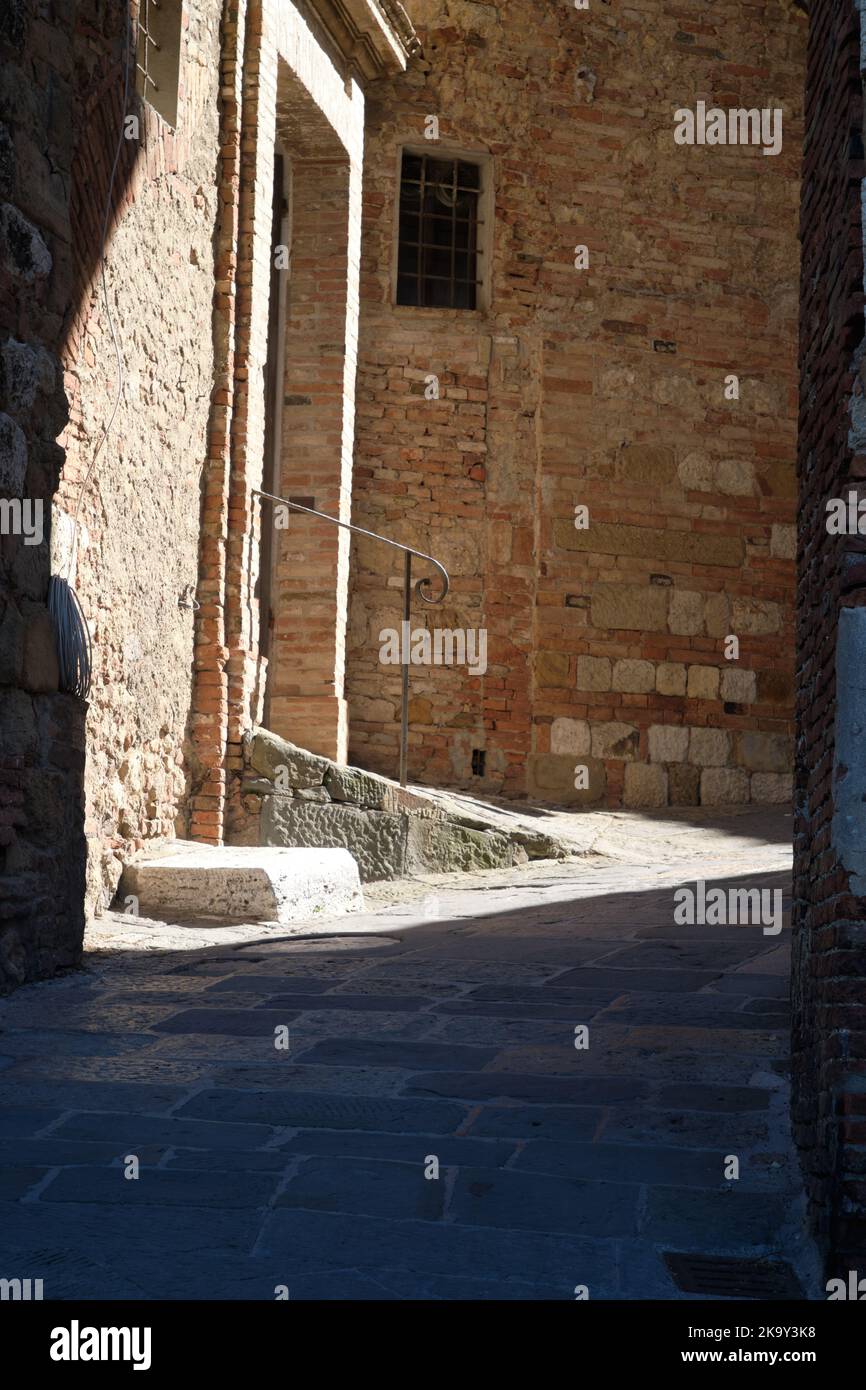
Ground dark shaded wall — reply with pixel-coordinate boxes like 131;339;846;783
793;0;866;1271
0;0;86;991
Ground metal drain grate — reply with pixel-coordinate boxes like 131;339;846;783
663;1253;804;1299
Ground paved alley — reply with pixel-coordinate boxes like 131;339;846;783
0;808;819;1300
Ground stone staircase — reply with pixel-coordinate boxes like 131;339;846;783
231;728;571;882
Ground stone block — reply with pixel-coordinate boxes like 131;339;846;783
700;768;750;804
756;669;794;706
668;590;704;636
719;668;757;703
686;665;720;700
324;764;392;807
590;583;669;633
731;597;782;636
556;520;742;568
750;772;793;804
591;721;639;760
717;458;754;495
248;728;328;788
770;524;796;559
405;820;512;874
736;732;792;773
535;650;570;687
576;655;611;691
656;662;686;696
618;444;677;486
623;763;668;808
648;724;689;763
526;753;605;805
703;592;731;638
122;844;363;921
261;799;406;882
688;728;731;766
550;716;591;756
668;764;701;805
612;658;654;693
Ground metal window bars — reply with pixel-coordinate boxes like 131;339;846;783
252;488;450;787
136;0;160;96
397;154;482;308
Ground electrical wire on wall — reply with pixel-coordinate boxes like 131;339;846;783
48;12;132;700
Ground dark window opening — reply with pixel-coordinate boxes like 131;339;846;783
396;152;482;309
471;748;486;776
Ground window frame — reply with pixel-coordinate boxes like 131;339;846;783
391;143;493;314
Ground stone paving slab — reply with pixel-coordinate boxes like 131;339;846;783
0;810;821;1300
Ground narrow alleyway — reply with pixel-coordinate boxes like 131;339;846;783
0;809;818;1299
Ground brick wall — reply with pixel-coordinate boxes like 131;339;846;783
347;0;806;807
792;0;866;1274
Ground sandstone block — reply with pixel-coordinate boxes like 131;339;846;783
688;727;731;766
720;668;757;703
657;662;686;696
262;799;405;882
757;669;794;706
648;724;689;763
731;596;782;636
526;753;605;805
736;731;792;773
623;762;668;808
550;716;591;756
405;819;512;874
669;590;704;636
700;767;750;804
669;764;701;805
248;728;328;788
576;654;611;691
536;650;571;687
591;721;639;760
591;583;669;632
751;772;793;803
770;524;796;560
687;665;720;700
122;843;364;920
612;658;654;693
704;592;731;638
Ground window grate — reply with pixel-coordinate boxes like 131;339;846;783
136;0;160;96
134;0;183;129
397;152;483;310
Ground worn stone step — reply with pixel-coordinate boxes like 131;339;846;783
121;844;363;923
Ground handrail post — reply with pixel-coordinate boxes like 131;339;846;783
251;488;449;789
400;549;411;787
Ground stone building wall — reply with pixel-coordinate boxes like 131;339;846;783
57;0;222;907
793;0;866;1275
0;0;87;991
346;0;806;806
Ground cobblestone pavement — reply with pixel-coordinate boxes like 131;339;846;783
0;808;821;1300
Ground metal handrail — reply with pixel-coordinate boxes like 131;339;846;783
252;488;450;786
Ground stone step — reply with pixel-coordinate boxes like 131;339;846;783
235;728;573;882
121;843;363;923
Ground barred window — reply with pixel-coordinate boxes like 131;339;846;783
135;0;183;129
396;152;484;310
